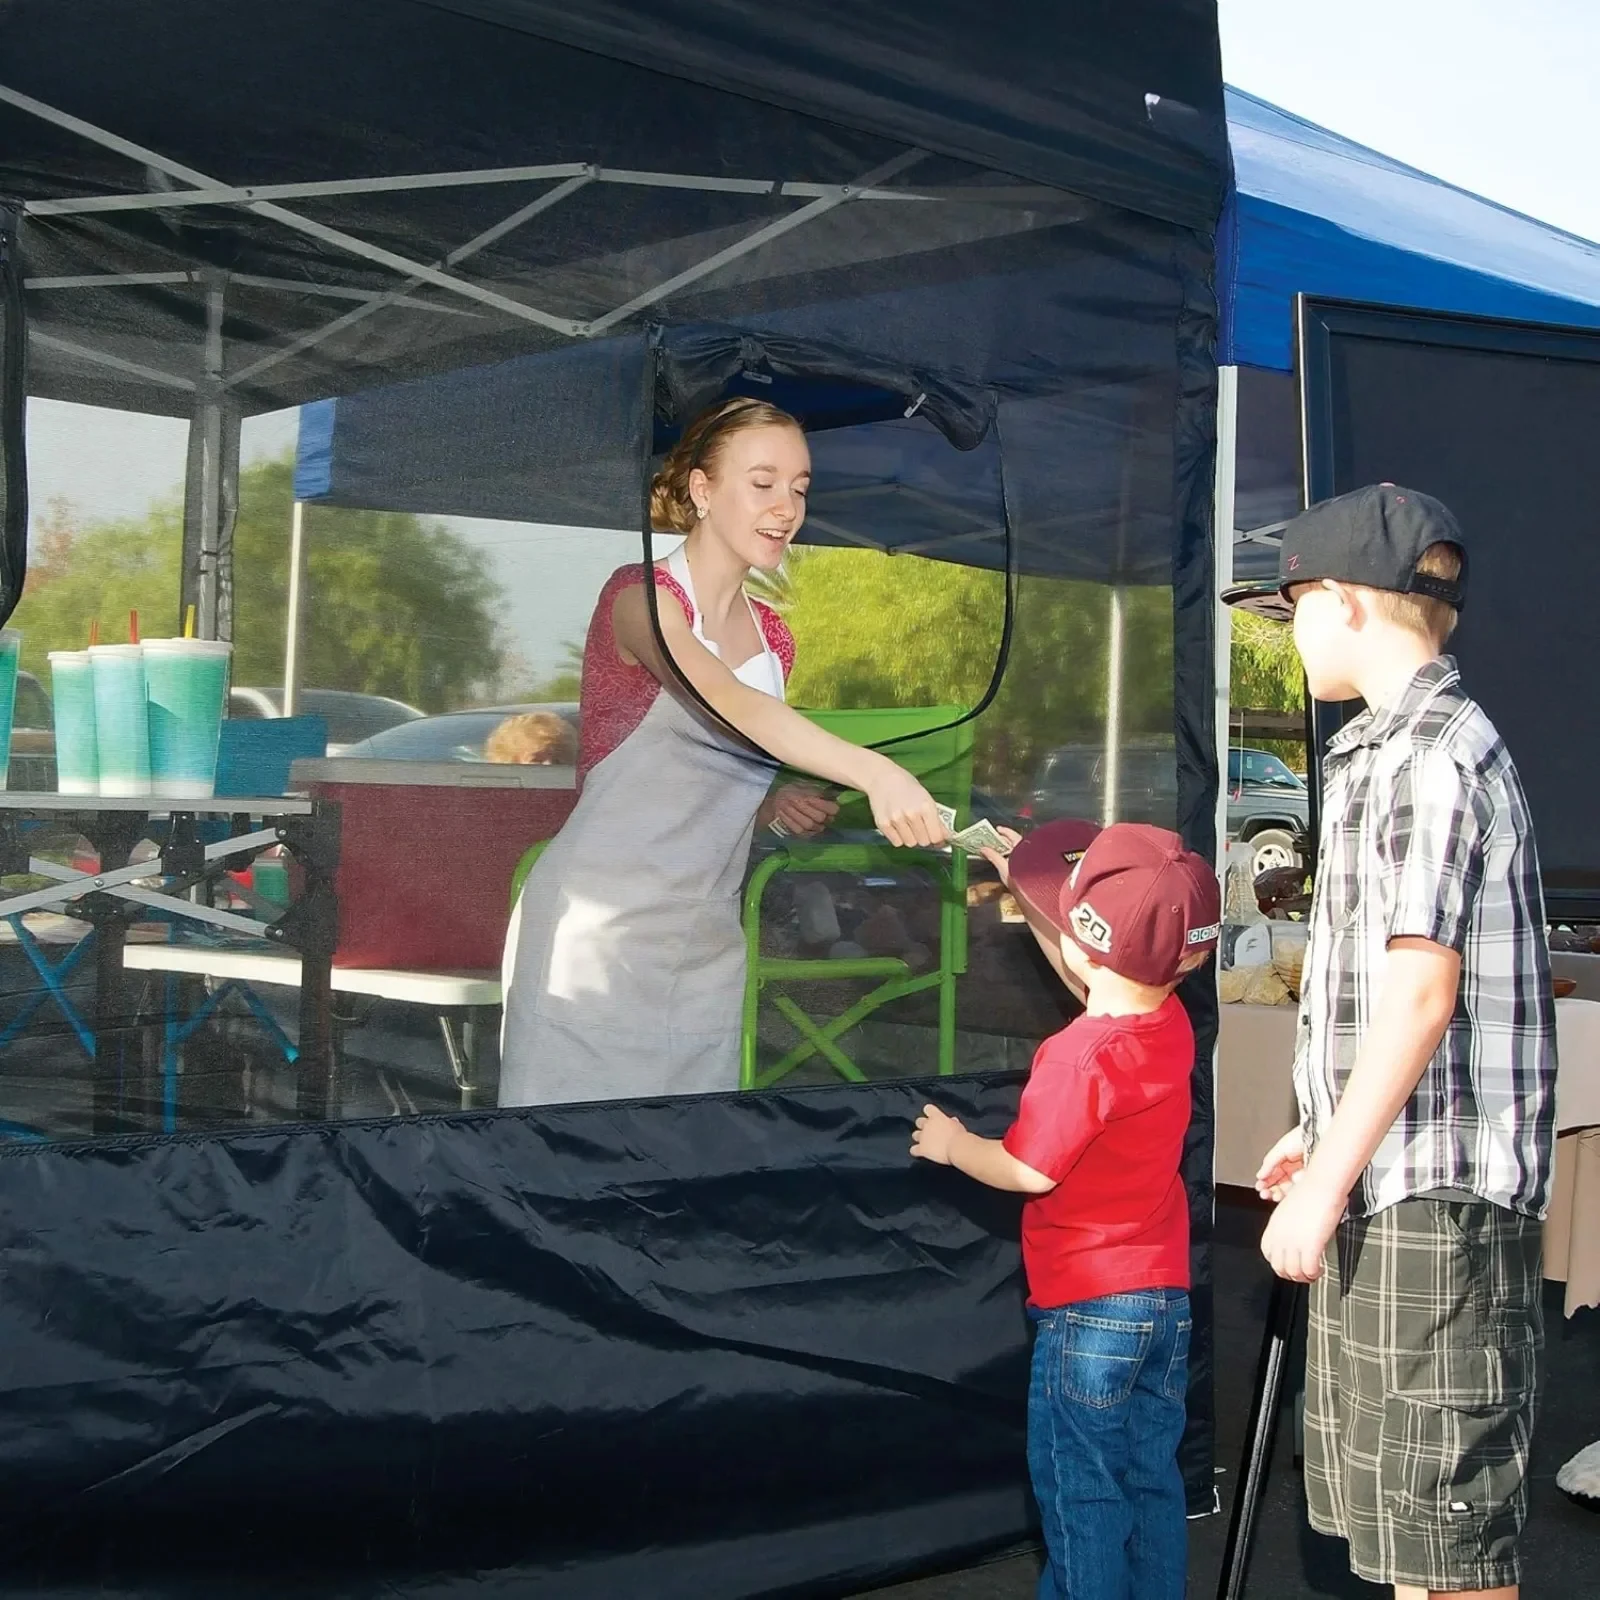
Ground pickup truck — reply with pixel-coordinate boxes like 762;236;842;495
1023;742;1311;879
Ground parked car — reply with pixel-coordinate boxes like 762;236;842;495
340;702;580;763
1023;741;1180;829
229;687;424;756
7;670;57;791
1022;741;1310;879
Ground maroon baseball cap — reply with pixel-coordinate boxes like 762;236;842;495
1012;820;1221;987
1009;818;1103;934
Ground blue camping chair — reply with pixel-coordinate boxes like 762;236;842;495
144;716;330;1128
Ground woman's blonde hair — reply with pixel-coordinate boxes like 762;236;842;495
648;397;804;534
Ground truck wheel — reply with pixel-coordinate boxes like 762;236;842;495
1249;828;1299;878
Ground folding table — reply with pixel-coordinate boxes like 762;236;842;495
0;793;341;1132
122;943;501;1114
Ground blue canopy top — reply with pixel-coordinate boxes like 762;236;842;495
1221;86;1600;372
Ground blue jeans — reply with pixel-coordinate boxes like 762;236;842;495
1027;1290;1190;1600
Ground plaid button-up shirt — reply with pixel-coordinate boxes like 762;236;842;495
1294;657;1557;1218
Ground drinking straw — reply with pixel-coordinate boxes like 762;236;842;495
88;618;100;648
129;609;140;645
183;604;196;639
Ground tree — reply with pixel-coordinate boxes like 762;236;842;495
1227;609;1306;766
770;548;1175;796
11;457;506;712
231;458;503;710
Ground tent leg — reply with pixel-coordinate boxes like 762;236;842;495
1102;584;1125;823
180;269;239;641
283;500;305;715
1216;1277;1303;1599
1213;365;1238;870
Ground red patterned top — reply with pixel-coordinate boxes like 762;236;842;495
576;564;796;782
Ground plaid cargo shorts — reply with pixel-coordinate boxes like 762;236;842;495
1304;1196;1543;1592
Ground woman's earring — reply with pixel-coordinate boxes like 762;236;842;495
696;503;707;520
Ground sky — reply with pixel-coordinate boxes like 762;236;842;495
22;0;1600;682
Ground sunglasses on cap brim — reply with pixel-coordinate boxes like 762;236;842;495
1220;581;1295;622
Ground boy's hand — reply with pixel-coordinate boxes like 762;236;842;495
1255;1126;1307;1202
978;827;1024;888
911;1103;965;1165
1259;1171;1345;1283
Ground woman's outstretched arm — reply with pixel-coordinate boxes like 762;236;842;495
612;583;947;849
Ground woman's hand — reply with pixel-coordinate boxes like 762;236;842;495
910;1103;965;1165
865;762;949;849
979;826;1025;887
762;783;838;839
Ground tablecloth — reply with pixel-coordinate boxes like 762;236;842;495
1216;996;1600;1316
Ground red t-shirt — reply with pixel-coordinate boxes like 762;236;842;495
1002;996;1194;1309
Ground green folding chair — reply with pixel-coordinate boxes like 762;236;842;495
740;705;975;1090
509;838;551;911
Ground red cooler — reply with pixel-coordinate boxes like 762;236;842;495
290;758;578;971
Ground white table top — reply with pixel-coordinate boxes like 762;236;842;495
0;793;313;814
123;943;501;1007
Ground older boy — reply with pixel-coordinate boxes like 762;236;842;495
1224;485;1556;1600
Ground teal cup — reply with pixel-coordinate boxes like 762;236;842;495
0;630;19;791
89;644;152;797
48;648;99;795
144;639;231;799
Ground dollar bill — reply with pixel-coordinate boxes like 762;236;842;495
950;818;1011;857
937;803;958;831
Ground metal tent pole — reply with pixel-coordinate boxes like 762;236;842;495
1213;365;1238;875
283;499;306;715
1103;584;1125;824
1216;1276;1305;1599
180;268;238;640
1217;357;1325;1592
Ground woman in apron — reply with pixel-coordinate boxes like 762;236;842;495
499;397;948;1106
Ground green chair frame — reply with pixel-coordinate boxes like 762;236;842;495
509;838;550;911
740;705;975;1091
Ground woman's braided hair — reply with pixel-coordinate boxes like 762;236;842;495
648;396;803;534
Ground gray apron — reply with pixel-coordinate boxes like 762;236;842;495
499;547;784;1107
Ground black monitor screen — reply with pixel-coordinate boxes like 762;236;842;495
1299;298;1600;920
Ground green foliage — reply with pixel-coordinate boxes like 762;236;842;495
1229;609;1304;711
232;459;502;710
768;548;1175;796
1227;609;1306;767
513;640;584;703
13;457;504;712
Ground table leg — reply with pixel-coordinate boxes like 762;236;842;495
91;916;133;1134
83;814;151;1135
280;801;340;1123
296;955;334;1122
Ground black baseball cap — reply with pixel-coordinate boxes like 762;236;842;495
1222;484;1468;622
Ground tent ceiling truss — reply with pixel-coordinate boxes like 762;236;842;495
0;81;1032;397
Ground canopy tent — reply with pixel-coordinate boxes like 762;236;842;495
0;3;1226;1594
1217;86;1600;581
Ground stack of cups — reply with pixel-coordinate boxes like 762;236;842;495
89;643;152;796
0;630;20;791
48;648;99;795
143;638;232;799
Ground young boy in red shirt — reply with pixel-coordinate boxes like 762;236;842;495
912;820;1220;1600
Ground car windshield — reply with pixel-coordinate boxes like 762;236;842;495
14;675;52;730
298;691;423;744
